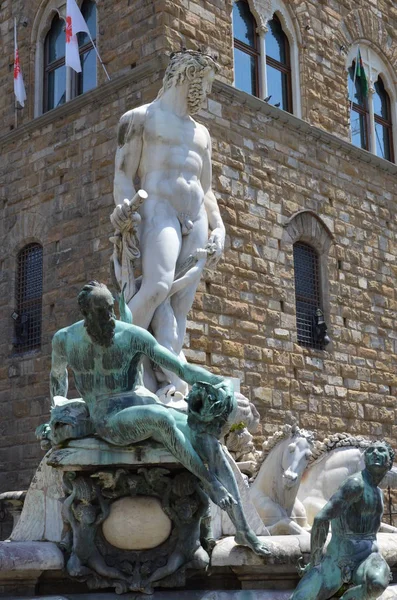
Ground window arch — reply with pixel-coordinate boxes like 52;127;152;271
232;0;260;96
347;44;396;163
13;244;43;353
231;0;301;117
33;0;97;116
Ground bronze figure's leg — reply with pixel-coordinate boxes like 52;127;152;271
103;405;234;509
341;553;390;600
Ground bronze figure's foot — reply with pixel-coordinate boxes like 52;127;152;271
234;529;271;556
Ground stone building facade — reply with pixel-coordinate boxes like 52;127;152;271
1;0;397;524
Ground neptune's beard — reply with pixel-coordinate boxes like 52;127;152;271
85;313;116;347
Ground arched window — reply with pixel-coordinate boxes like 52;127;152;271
14;244;43;353
373;77;394;162
284;211;333;350
231;2;301;116
293;242;323;349
347;45;395;163
76;0;97;96
41;1;97;114
265;15;292;112
232;0;260;96
43;14;66;112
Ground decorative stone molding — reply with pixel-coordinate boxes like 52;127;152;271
336;8;397;76
270;0;302;46
283;210;334;254
4;211;48;257
251;0;272;30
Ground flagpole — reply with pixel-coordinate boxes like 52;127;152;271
87;32;111;81
14;19;18;128
349;46;360;142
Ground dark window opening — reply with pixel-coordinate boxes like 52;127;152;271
14;244;43;353
43;14;66;113
373;76;394;163
76;0;97;96
233;0;259;96
266;15;292;113
293;242;324;350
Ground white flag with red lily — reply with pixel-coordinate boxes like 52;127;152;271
65;0;90;73
14;20;26;107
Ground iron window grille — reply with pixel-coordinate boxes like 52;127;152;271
14;244;43;353
293;242;324;350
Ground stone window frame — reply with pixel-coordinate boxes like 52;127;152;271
2;211;48;359
283;211;334;348
231;0;302;118
346;43;397;163
31;0;98;117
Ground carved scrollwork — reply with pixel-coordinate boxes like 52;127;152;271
61;467;213;594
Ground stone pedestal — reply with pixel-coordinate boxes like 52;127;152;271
6;438;397;598
1;535;397;598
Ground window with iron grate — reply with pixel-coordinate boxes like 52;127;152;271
293;242;323;350
14;244;43;353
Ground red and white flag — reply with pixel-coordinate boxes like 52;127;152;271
14;19;26;107
65;0;90;73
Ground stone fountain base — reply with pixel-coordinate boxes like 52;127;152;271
1;533;397;598
3;439;397;598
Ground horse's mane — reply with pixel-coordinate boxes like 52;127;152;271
255;423;315;470
309;433;370;465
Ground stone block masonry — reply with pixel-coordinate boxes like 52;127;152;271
1;0;397;494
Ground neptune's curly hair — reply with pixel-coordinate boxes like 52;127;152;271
78;281;110;317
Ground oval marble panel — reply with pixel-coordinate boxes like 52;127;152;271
102;496;172;550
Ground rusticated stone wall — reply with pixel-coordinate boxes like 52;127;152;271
1;0;397;500
190;85;397;443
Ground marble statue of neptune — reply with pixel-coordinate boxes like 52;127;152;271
112;50;225;397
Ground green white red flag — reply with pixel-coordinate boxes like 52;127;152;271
14;19;26;107
356;48;369;98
